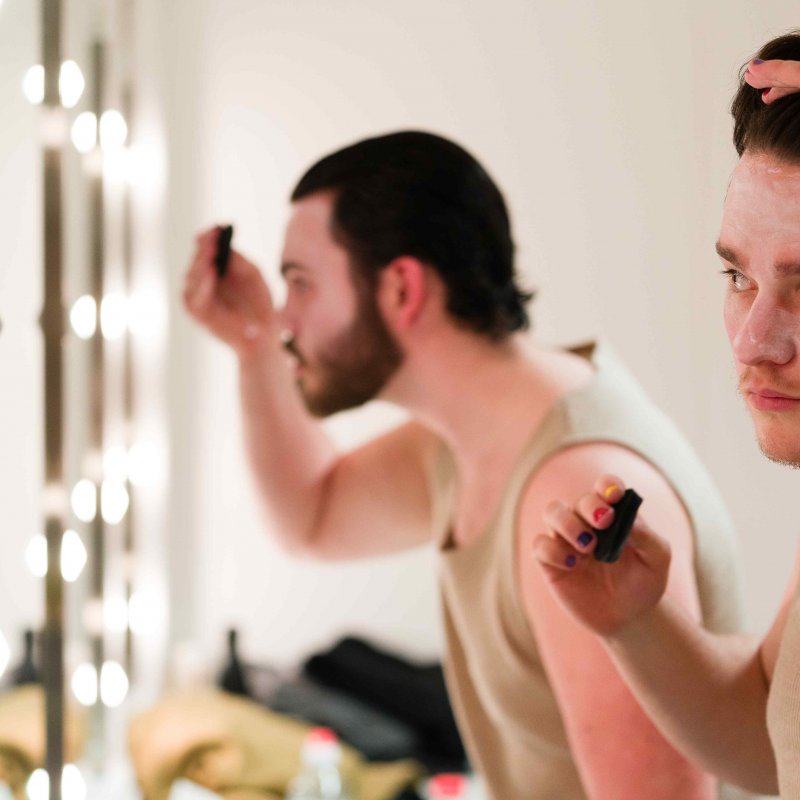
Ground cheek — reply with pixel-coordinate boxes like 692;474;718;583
722;296;741;346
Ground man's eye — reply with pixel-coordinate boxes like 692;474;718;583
720;269;750;291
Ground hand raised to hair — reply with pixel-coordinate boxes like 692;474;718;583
183;227;277;361
745;58;800;104
531;475;671;637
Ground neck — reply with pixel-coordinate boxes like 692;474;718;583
383;328;561;471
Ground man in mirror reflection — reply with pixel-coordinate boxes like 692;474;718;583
184;128;751;798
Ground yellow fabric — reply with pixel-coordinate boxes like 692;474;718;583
0;685;86;800
431;342;753;800
128;689;421;800
767;576;800;799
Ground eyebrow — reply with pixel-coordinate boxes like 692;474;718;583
715;241;800;277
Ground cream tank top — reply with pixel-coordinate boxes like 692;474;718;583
430;342;755;800
767;570;800;799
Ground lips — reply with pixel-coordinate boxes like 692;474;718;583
745;387;800;412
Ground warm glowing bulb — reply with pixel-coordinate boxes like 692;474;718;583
71;663;98;706
99;110;127;151
25;535;48;578
129;587;160;636
59;61;85;108
103;445;129;483
26;768;49;800
128;442;163;487
100;661;129;707
69;294;96;338
100;293;128;339
62;764;87;800
70;111;97;155
104;596;129;634
101;480;129;524
0;630;10;681
22;65;44;105
71;479;97;522
60;530;87;583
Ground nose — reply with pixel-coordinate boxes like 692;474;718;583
731;294;796;367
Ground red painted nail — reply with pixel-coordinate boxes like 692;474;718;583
593;507;610;524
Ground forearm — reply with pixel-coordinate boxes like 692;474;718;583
238;343;337;552
604;597;776;793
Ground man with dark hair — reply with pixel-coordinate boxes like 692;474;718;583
536;33;800;799
184;131;748;798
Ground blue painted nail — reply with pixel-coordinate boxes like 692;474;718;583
753;58;764;65
577;531;593;548
565;554;577;568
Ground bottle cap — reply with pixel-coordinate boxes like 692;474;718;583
428;773;467;798
302;727;342;766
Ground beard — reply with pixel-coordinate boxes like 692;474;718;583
285;290;404;418
738;369;800;468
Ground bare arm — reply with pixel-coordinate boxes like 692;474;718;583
521;444;717;799
184;228;437;559
533;473;796;794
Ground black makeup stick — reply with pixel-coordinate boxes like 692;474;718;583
592;489;643;563
215;224;234;278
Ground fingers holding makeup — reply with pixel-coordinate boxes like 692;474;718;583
593;474;625;505
573;491;615;531
542;500;597;553
531;532;584;578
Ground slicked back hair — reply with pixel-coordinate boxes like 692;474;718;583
291;131;533;342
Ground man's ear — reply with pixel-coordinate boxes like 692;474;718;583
377;256;428;330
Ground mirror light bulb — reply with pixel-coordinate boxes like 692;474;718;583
26;768;48;800
59;61;85;109
61;765;87;800
99;110;128;152
100;661;129;707
71;663;98;706
103;446;129;483
128;442;163;488
60;530;87;583
22;65;44;105
100;293;128;340
104;596;129;634
25;535;48;578
101;480;129;525
69;294;97;338
70;112;97;155
129;587;160;636
71;479;97;523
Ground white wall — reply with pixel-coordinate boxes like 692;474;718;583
0;0;44;668
158;0;800;671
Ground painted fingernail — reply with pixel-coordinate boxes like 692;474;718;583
753;58;764;65
603;484;619;500
577;531;594;547
565;554;577;568
593;507;611;524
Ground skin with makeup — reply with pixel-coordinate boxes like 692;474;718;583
183;131;737;798
534;46;800;796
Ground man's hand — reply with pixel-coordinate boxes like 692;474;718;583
531;475;671;637
745;57;800;104
183;227;277;362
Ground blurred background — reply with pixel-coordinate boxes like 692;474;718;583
0;0;797;796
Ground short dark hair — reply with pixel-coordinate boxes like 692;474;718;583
732;31;800;162
291;131;532;341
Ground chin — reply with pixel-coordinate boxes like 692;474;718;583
755;425;800;469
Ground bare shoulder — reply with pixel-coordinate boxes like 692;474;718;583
516;440;702;619
761;544;800;681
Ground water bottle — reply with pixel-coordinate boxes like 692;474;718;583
285;727;352;800
427;773;469;800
